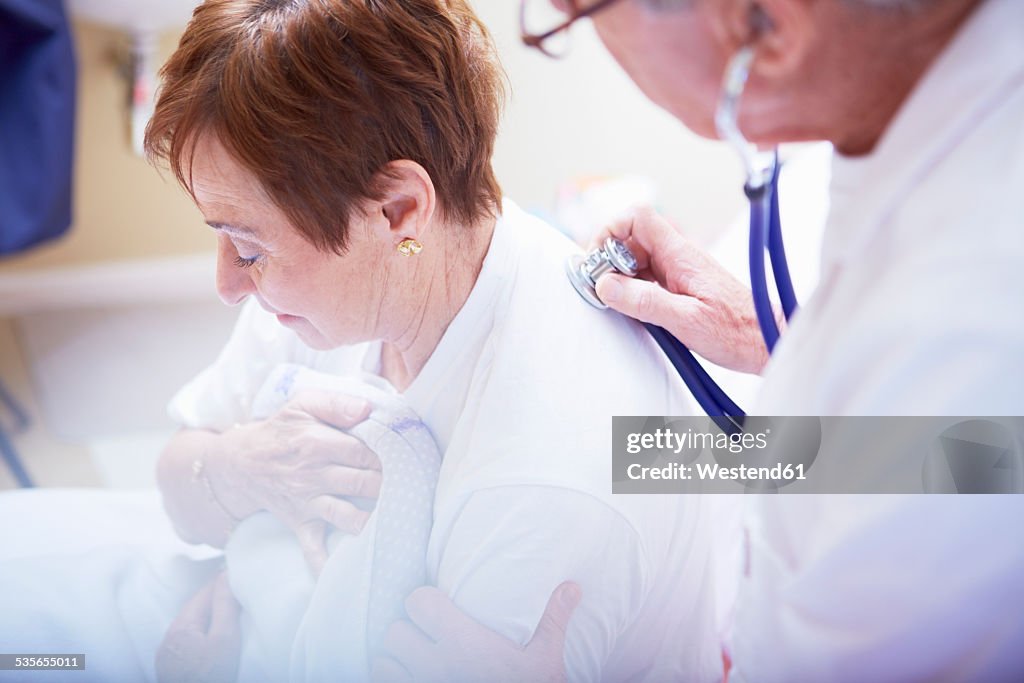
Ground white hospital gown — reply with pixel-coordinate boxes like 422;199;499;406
169;199;726;682
229;367;442;682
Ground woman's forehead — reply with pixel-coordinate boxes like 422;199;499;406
190;136;276;211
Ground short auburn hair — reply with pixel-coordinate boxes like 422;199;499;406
145;0;505;253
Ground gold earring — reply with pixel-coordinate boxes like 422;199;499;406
397;238;423;256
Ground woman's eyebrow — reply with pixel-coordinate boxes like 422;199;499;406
206;221;271;248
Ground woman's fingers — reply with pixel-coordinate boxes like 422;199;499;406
156;572;241;683
207;573;242;642
307;494;371;534
168;573;217;633
290;390;371;430
294;496;374;574
320;465;383;500
203;573;243;681
294;520;329;576
320;430;382;471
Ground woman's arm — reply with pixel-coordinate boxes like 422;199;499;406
156;428;250;548
156;391;384;572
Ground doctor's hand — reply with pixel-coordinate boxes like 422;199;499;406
210;391;381;574
591;207;780;375
371;582;581;683
156;572;241;683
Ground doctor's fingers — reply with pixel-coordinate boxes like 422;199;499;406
370;655;414;683
597;273;770;374
381;619;447;681
595;273;703;330
287;389;371;430
590;208;681;265
402;586;499;644
599;209;713;292
526;582;581;661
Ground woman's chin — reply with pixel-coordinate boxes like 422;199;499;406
276;316;329;349
290;324;356;352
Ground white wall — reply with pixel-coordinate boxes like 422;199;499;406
473;1;745;244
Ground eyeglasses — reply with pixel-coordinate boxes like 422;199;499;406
519;0;622;58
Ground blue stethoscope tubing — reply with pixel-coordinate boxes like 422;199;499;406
644;156;796;435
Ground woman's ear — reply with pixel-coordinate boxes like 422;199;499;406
710;0;815;80
375;160;437;246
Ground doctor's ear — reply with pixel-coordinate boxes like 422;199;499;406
373;160;437;243
715;0;815;80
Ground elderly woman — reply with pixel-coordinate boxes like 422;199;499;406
136;0;728;682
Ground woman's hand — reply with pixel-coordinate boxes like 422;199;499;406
156;572;241;683
371;583;581;683
590;207;780;375
209;391;382;574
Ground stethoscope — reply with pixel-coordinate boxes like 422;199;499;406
567;47;798;435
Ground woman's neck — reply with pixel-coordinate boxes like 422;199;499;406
379;213;496;392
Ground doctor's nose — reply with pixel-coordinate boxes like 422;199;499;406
215;235;257;306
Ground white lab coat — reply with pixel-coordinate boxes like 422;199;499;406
732;0;1024;680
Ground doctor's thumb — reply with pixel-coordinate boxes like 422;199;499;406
529;582;582;655
596;274;678;328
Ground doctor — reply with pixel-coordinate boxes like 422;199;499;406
377;0;1024;680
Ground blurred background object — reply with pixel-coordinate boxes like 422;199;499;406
0;0;743;490
1;0;76;255
66;0;202;155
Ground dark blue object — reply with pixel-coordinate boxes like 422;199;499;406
0;378;33;487
0;0;76;255
641;159;797;435
644;322;745;436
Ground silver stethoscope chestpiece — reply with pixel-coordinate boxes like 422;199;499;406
566;237;639;309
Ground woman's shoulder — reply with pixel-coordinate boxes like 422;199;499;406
494;201;687;410
439;202;693;512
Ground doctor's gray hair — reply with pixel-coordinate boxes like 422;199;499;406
642;0;954;10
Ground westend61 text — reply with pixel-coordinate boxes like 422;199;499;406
627;462;808;482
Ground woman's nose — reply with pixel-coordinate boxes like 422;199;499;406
215;235;256;305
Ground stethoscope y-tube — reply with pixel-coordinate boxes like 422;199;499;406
567;44;802;433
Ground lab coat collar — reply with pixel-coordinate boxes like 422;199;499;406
822;0;1024;273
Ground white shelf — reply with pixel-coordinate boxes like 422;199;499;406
0;252;219;315
67;0;200;34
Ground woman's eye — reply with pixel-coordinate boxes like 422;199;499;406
233;254;262;269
